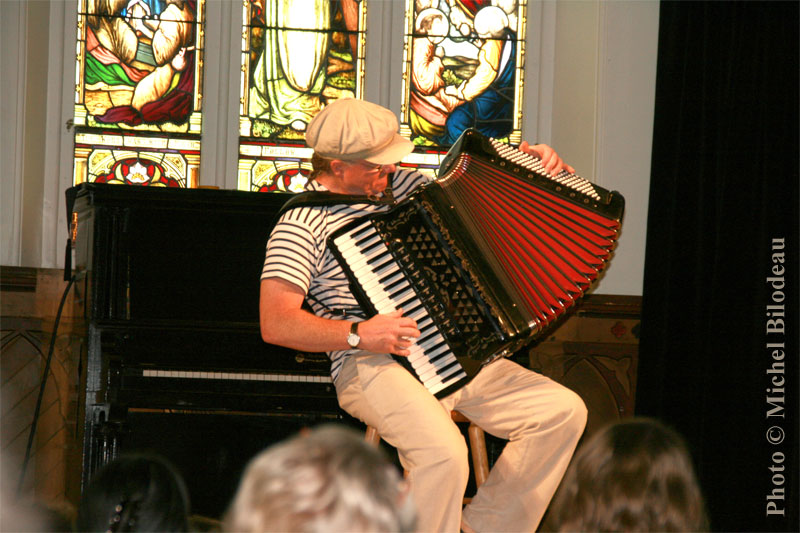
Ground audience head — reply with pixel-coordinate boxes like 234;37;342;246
224;424;415;533
76;453;190;532
546;417;709;532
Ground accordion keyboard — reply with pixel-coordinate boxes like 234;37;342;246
333;218;469;396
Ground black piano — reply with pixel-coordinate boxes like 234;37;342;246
68;183;348;518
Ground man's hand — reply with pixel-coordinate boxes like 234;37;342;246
358;310;420;357
260;279;420;356
519;141;575;175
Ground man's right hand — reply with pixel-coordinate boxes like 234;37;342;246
357;310;420;357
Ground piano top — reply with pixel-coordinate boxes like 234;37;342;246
69;182;292;211
69;183;295;324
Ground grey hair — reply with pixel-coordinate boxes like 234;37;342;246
224;425;416;533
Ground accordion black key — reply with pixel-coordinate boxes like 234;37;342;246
329;128;625;398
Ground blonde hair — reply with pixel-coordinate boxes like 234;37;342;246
224;425;415;533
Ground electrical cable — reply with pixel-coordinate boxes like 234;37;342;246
16;274;77;496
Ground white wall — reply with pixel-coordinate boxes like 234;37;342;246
548;0;659;295
0;0;659;296
593;1;659;295
1;0;76;268
0;0;26;267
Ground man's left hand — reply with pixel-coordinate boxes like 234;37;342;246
519;141;575;175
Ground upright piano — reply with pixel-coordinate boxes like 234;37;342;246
68;183;345;517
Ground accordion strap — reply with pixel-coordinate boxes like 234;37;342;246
277;191;384;212
275;187;396;222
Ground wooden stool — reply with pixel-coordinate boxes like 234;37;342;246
365;411;490;495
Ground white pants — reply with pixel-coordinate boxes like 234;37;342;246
334;354;587;533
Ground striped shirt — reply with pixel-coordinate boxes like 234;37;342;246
261;168;431;382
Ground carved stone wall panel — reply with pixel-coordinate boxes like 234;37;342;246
528;295;641;438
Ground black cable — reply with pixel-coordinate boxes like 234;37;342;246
16;274;77;496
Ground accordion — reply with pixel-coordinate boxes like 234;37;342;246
329;129;625;398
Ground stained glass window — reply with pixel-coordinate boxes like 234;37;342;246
399;0;527;172
73;0;205;187
238;0;367;192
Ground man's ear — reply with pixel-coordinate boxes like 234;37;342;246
329;159;346;178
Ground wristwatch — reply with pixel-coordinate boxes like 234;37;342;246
346;322;361;348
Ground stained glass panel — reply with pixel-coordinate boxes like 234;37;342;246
239;0;367;192
74;132;200;187
73;0;205;186
75;0;204;133
400;0;526;152
238;141;312;193
399;148;449;180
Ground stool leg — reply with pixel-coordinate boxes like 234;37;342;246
365;425;381;447
467;423;490;488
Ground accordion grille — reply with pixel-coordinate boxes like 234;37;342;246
436;153;621;332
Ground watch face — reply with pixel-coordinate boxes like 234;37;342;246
347;322;360;348
347;333;360;348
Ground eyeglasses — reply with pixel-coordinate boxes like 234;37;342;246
351;160;387;173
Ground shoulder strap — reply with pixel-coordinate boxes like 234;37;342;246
276;170;398;219
274;188;395;220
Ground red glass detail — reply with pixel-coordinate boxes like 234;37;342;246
611;321;627;339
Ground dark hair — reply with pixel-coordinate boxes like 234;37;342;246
76;453;190;532
545;418;709;532
309;152;332;181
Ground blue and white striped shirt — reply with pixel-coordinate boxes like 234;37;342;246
261;168;430;381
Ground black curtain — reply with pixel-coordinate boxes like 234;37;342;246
637;2;798;532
